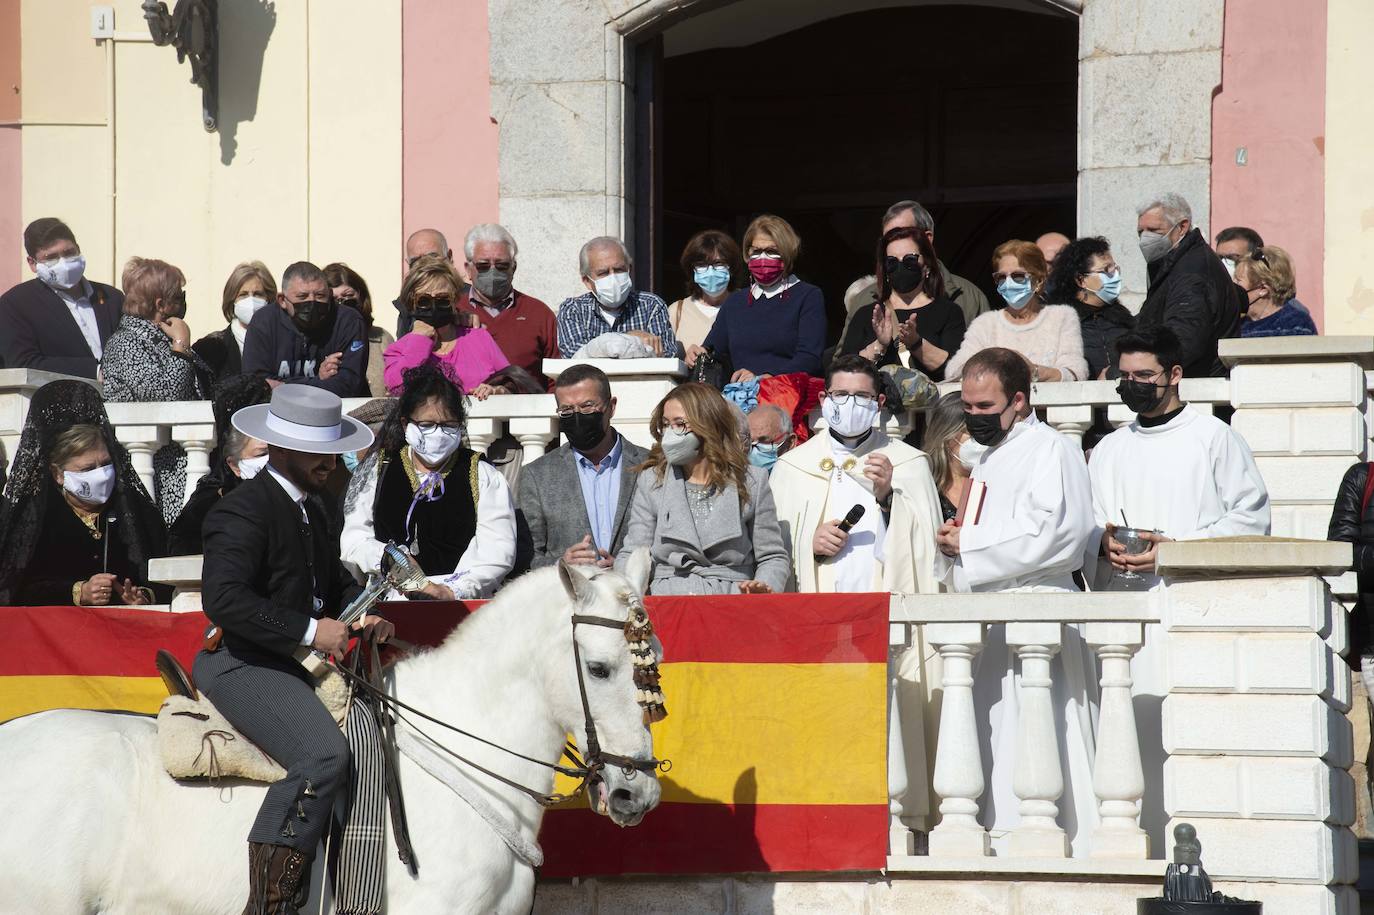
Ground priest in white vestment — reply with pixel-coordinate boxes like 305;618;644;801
1088;325;1270;851
770;355;944;837
935;347;1099;856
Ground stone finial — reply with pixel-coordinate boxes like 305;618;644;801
1172;822;1202;866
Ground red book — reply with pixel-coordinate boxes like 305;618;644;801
955;479;987;527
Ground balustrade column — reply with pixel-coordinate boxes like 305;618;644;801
926;622;989;857
464;418;501;456
116;425;169;499
887;624;912;855
1085;622;1148;859
507;416;559;464
1045;404;1091;447
172;423;215;510
1006;622;1068;857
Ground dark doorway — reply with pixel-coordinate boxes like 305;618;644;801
637;2;1078;341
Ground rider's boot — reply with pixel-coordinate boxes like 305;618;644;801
243;841;311;914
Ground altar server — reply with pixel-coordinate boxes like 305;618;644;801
935;346;1098;856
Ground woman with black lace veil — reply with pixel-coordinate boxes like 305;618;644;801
0;380;169;605
167;373;273;554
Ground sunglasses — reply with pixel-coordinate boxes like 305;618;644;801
412;294;454;310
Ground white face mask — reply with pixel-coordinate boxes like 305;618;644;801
825;396;880;438
236;454;269;480
957;437;988;469
592;271;633;309
36;254;87;291
1221;257;1238;281
233;296;270;327
405;422;461;467
63;463;116;506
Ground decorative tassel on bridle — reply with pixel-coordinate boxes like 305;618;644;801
622;597;667;725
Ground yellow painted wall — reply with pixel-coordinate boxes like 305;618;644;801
19;0;401;341
1324;0;1374;334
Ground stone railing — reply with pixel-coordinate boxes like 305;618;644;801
147;539;1356;911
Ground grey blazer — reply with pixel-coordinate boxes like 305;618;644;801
515;434;650;570
616;463;791;595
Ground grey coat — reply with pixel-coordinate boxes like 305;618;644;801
515;434;650;570
616;463;791;595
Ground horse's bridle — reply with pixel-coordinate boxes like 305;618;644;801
337;600;669;809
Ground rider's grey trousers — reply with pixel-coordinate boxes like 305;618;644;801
193;646;350;853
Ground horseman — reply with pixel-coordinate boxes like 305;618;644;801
193;384;392;914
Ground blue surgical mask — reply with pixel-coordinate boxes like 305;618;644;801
341;450;361;473
693;265;731;296
748;441;782;470
1093;271;1122;304
997;277;1035;310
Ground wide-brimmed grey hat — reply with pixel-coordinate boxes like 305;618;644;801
232;385;374;455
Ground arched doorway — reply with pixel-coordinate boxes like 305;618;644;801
633;1;1078;337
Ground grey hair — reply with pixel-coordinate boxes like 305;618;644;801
463;223;518;261
281;260;327;292
882;200;935;232
751;403;791;438
224;427;252;461
725;399;750;448
1136;193;1193;225
579;236;631;277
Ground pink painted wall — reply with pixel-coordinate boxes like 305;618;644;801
402;0;499;273
1211;0;1327;326
0;0;20;290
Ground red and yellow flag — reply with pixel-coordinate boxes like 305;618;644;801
0;592;890;875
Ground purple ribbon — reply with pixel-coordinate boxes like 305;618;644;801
404;471;446;539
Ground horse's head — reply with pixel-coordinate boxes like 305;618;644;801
553;548;663;828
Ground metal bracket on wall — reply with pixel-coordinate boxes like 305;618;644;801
142;0;218;132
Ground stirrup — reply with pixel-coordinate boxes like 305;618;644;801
156;649;198;700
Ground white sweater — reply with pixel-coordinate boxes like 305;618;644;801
945;304;1088;381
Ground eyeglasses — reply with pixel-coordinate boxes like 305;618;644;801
335;296;360;310
747;247;781;259
470;261;513;273
824;391;876;406
556;400;606;418
1081;266;1120;278
1120;368;1167;383
412;294;454;310
1251;248;1269;266
36;248;80;266
410;421;461;435
992;271;1032;285
657;419;692;435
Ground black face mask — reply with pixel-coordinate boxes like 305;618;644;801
559;410;608;452
964;404;1011;447
290;300;331;333
1117;378;1170;414
885;254;925;295
412;306;455;330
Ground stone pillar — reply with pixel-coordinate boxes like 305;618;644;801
117;425;170;498
926;622;990;857
1077;0;1223;310
1159;539;1358;914
172;423;215;510
1086;622;1149;859
1223;337;1373;539
507;416;559;464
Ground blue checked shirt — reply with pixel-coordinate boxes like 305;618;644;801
555;290;678;359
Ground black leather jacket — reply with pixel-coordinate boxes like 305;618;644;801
1138;228;1243;378
1328;461;1374;663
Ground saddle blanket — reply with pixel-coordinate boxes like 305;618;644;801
157;666;352;782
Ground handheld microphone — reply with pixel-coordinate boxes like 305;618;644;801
816;504;866;563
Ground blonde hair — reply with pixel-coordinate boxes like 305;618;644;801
921;391;966;494
742;214;802;273
1237;245;1296;305
220;261;278;323
49;423;107;470
121;257;186;321
640;383;750;506
399;254;463;306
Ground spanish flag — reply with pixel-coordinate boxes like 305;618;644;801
0;592;890;875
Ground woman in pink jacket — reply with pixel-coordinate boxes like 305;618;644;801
384;255;513;398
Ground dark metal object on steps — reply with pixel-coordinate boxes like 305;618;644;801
1137;823;1261;914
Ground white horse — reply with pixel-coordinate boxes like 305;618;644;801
0;554;663;914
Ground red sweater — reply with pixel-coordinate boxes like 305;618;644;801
456;290;559;390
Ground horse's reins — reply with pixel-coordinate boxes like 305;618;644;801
332;611;666;810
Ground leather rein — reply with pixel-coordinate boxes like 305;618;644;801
333;610;667;810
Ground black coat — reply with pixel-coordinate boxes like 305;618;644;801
1329;461;1374;665
191;326;244;389
0;278;124;378
1137;228;1243;378
1075;301;1136;380
242;304;369;398
201;470;361;660
839;297;967;382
